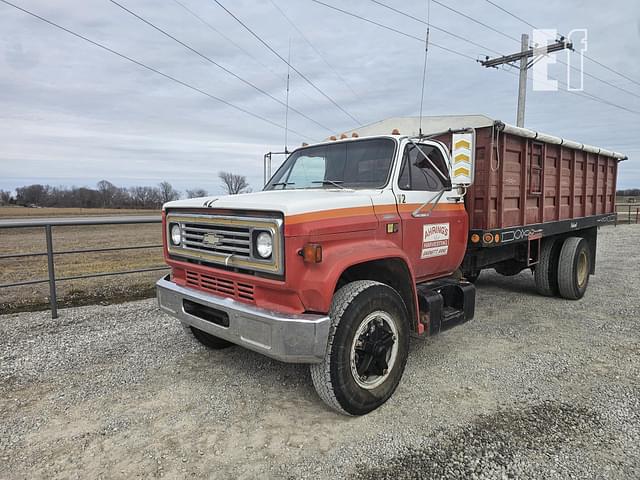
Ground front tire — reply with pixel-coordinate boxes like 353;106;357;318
310;280;410;416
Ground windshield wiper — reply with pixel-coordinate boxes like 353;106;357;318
271;182;295;189
312;180;345;189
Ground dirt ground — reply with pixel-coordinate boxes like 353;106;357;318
0;224;638;479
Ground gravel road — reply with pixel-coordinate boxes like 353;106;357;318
1;225;638;479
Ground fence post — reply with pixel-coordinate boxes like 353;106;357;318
45;224;58;319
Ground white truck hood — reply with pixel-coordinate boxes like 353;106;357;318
163;189;381;216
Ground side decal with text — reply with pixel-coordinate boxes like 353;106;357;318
422;223;450;258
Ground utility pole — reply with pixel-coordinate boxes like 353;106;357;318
516;34;528;127
481;34;572;127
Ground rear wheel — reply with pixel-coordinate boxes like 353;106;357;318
310;281;410;416
190;326;234;349
557;237;591;300
534;238;562;296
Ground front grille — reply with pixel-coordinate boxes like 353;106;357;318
166;212;283;275
182;223;251;258
185;269;255;303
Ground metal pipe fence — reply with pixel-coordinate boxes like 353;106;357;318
0;216;165;319
0;206;636;319
615;203;640;225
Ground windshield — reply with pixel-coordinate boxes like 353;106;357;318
264;138;396;190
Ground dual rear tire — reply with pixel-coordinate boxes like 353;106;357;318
535;236;591;300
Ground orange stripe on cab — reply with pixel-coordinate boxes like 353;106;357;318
286;203;465;224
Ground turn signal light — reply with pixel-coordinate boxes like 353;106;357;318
470;233;480;243
301;243;322;263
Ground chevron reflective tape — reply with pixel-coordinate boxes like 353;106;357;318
452;133;474;185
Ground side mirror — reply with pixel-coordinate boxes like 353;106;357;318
451;132;475;187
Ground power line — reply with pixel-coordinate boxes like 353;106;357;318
498;64;640;116
584;55;640;89
268;0;361;99
483;0;536;29
368;0;504;57
430;0;520;43
0;0;310;138
170;0;286;84
313;0;640;118
108;0;332;132
311;0;477;62
212;0;361;124
169;0;320;110
481;0;640;89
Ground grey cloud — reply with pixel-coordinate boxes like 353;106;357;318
0;0;638;195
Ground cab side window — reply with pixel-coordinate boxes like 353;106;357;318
398;144;451;191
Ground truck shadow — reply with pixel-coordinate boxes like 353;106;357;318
473;269;541;297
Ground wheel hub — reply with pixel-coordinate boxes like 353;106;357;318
350;311;399;390
577;250;588;288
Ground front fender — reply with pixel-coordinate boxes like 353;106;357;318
296;237;417;315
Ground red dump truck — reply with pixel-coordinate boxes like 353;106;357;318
156;114;625;415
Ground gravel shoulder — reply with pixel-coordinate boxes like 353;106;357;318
1;225;638;479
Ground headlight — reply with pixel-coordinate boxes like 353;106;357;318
170;224;182;246
256;231;273;258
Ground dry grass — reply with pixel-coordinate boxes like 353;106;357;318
0;223;166;314
0;206;157;218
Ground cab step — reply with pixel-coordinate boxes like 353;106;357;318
416;278;475;336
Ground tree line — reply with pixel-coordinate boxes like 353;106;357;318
616;188;640;197
0;172;250;209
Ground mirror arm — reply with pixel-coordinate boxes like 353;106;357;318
412;189;445;218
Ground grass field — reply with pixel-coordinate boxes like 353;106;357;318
0;214;164;314
0;206;157;218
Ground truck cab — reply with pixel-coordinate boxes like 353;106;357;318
157;130;477;415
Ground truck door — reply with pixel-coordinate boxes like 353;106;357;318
394;141;468;281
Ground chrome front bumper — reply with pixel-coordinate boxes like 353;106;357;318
156;275;331;363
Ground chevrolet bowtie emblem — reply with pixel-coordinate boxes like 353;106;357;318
202;232;222;246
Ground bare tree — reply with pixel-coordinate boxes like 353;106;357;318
186;188;209;198
0;190;12;205
219;171;250;195
129;186;161;209
158;181;180;204
97;180;118;207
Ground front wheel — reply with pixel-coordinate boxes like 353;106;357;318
310;280;410;416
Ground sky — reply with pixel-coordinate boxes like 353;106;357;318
1;0;639;196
